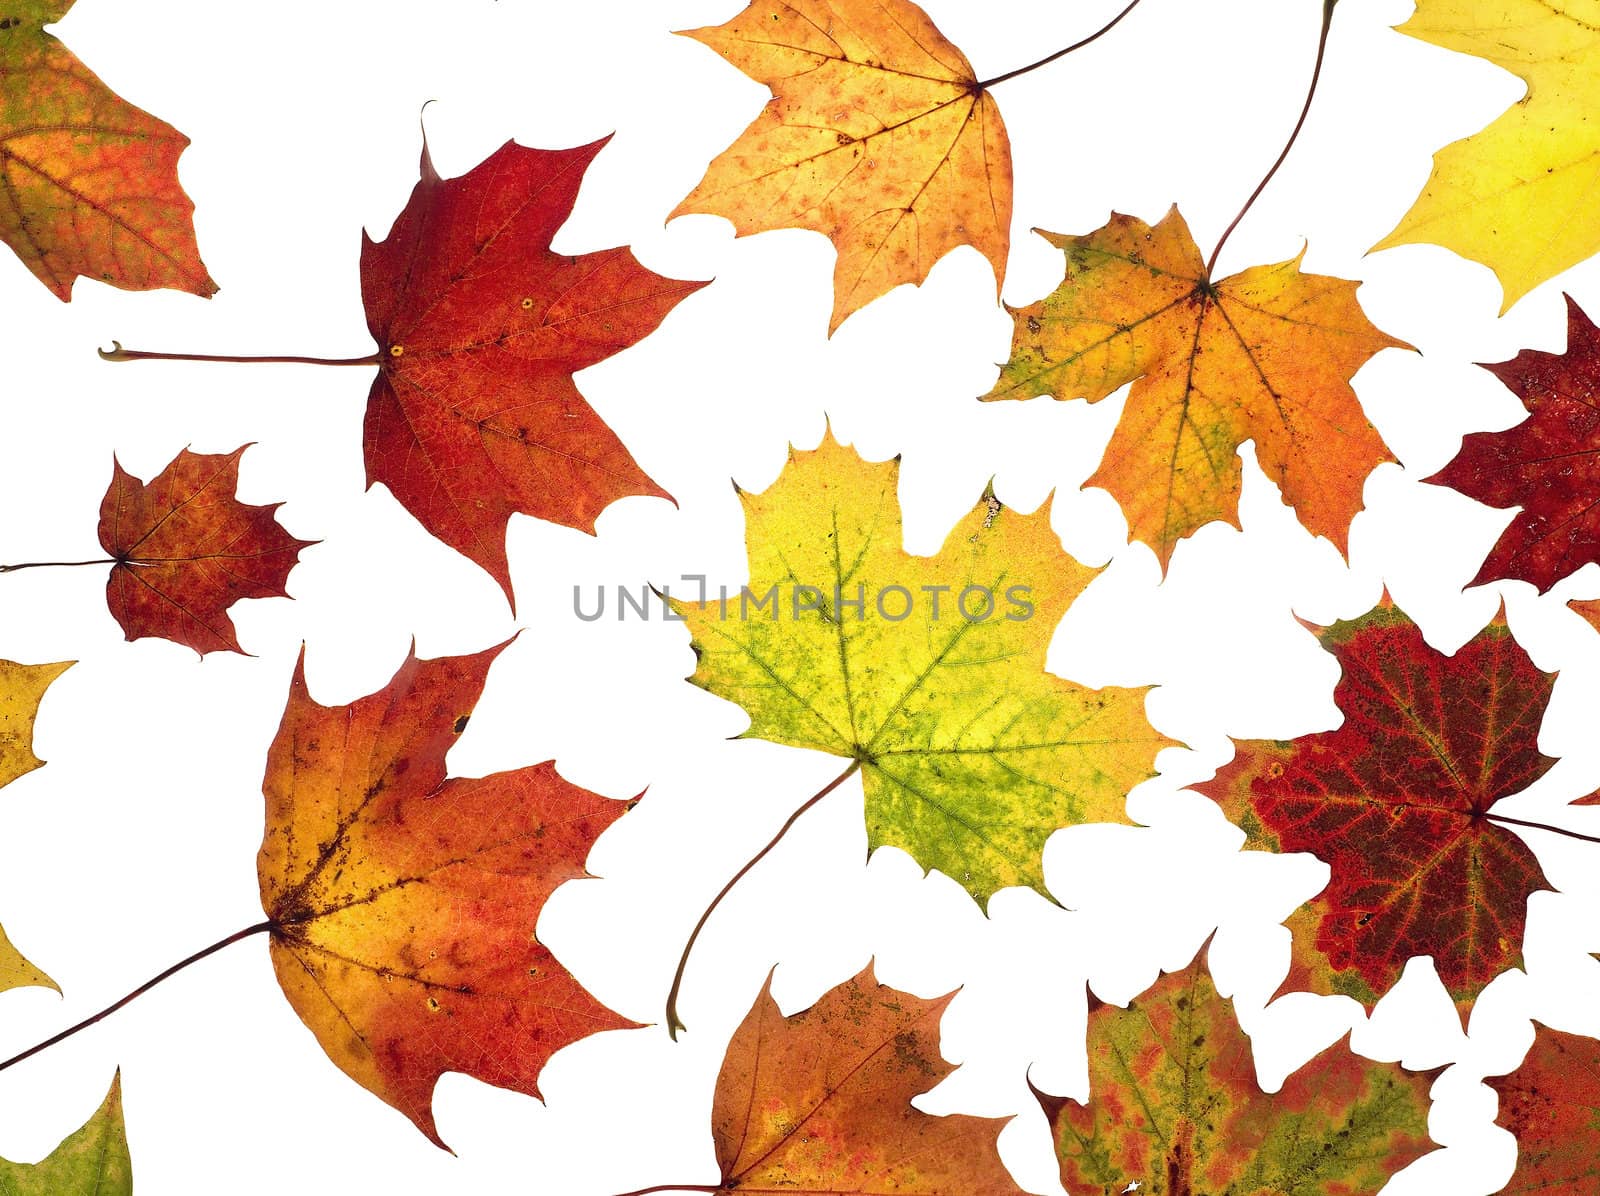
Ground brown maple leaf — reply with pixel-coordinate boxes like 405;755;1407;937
361;136;704;603
1488;1024;1600;1193
673;0;1012;333
983;207;1406;570
705;963;1023;1194
98;446;311;656
0;0;214;299
258;640;638;1147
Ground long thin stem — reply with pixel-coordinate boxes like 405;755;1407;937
1487;812;1600;846
665;759;862;1040
98;341;381;367
602;1186;723;1196
1206;0;1338;279
0;921;275;1076
976;0;1147;90
0;558;116;573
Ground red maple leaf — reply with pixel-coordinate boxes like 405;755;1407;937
1202;602;1567;1014
98;446;311;656
1428;295;1600;592
360;136;704;603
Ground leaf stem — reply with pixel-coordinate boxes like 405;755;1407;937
976;0;1147;90
602;1186;724;1196
0;558;116;573
1206;0;1338;279
0;920;275;1076
98;340;381;367
665;759;862;1040
1486;812;1600;846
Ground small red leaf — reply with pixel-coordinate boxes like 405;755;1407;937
97;446;311;656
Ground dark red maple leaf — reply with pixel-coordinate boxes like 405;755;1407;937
360;136;704;603
1201;602;1564;1014
98;446;311;655
1428;295;1600;593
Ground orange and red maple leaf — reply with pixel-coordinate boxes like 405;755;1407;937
257;640;637;1147
361;137;704;603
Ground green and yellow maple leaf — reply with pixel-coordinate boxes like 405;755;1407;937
0;1072;131;1194
1374;0;1600;310
676;432;1172;907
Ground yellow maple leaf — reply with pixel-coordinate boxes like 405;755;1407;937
677;432;1170;906
0;658;70;997
0;921;56;996
1373;0;1600;311
984;207;1406;570
0;658;72;791
673;0;1011;333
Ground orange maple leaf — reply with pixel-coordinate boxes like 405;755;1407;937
98;446;311;656
0;0;214;300
257;641;637;1147
984;207;1406;569
707;963;1024;1194
674;0;1012;333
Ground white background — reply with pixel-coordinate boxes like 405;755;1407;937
2;0;1599;1192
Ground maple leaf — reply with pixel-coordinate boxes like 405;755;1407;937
0;0;214;300
0;1071;131;1194
1487;1023;1600;1193
98;446;311;656
673;0;1012;333
0;657;71;790
361;136;703;603
257;640;637;1147
676;431;1171;907
982;207;1406;571
0;657;70;996
1201;602;1564;1015
1038;945;1435;1195
1427;295;1600;593
0;921;55;996
707;963;1023;1195
1372;0;1600;312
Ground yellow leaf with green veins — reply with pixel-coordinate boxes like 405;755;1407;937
676;432;1172;906
0;1072;131;1195
1373;0;1600;310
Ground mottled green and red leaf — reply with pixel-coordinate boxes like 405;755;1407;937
1040;946;1436;1195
